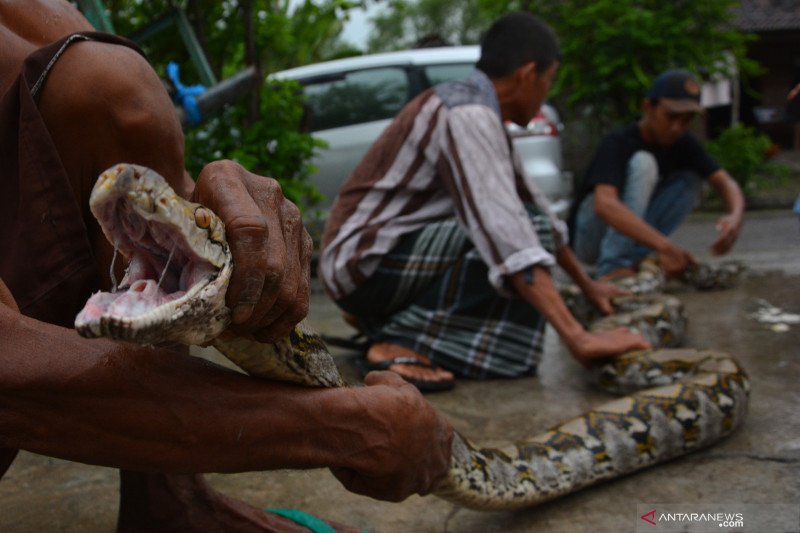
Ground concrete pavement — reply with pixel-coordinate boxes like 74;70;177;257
1;209;798;532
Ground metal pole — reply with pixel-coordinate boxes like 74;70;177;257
175;66;259;127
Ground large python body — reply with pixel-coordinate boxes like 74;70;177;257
75;164;749;511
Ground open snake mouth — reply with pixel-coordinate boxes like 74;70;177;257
79;208;218;322
75;164;232;343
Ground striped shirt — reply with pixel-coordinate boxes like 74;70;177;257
319;69;568;301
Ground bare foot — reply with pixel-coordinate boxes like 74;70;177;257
367;343;454;383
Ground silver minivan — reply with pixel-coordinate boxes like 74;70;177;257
272;46;572;226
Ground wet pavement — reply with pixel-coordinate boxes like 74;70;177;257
1;209;798;532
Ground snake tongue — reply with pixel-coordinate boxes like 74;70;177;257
77;280;186;324
113;279;184;316
122;238;219;295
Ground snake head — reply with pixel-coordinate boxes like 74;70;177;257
75;164;234;345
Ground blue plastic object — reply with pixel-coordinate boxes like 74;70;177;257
265;508;336;533
166;61;205;126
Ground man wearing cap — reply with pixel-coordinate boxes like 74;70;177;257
569;69;745;279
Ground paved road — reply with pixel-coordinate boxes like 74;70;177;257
0;209;798;532
672;209;800;275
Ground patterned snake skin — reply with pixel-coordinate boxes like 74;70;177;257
75;164;750;511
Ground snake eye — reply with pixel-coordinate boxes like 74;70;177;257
194;207;213;229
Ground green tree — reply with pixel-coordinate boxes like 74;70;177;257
366;0;492;50
368;0;759;129
103;0;363;80
705;124;784;194
95;0;364;211
519;0;759;127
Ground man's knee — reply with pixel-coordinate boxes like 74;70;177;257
628;151;659;190
572;194;603;263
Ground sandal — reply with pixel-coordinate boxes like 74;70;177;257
321;332;370;354
350;355;455;393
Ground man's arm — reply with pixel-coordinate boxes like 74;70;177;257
707;169;745;255
510;267;649;366
555;246;629;315
0;279;452;502
593;184;695;277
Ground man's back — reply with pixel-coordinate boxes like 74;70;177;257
319;71;535;300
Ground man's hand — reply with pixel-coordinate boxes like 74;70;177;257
330;372;454;502
707;170;745;257
656;243;696;279
567;328;652;367
583;279;630;316
555;246;629;316
191;161;313;342
711;213;741;256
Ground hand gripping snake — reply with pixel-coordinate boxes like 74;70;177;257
75;164;750;511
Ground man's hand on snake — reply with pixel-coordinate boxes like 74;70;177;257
191;160;313;342
582;279;631;316
329;371;454;502
567;328;652;368
657;243;696;279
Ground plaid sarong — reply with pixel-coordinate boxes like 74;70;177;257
337;206;556;379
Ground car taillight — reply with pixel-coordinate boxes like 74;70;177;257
505;112;560;138
527;111;560;136
530;120;558;136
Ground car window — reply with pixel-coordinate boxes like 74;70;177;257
423;63;474;86
302;67;409;132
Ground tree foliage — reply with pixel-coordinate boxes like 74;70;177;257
368;0;759;129
103;0;363;81
705;124;779;193
520;0;759;126
94;0;364;210
366;0;491;50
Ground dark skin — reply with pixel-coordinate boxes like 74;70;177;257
0;1;453;530
591;98;745;279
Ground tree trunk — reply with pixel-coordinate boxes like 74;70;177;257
186;0;217;75
241;0;261;126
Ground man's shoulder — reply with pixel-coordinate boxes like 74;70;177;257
434;80;482;107
592;123;640;155
433;73;497;114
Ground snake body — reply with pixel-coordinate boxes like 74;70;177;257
75;164;749;511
